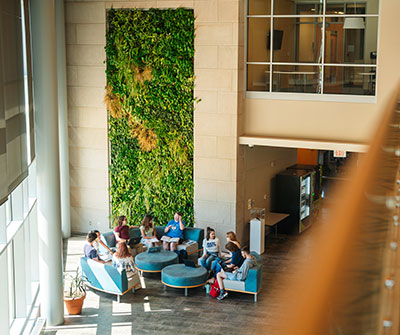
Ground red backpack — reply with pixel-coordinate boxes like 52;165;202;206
209;280;220;298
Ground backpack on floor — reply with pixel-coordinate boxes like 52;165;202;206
209;280;220;298
177;249;188;263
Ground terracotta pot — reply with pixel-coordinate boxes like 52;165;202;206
64;293;86;315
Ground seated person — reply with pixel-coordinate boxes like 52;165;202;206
92;229;115;255
114;215;136;248
212;241;244;275
226;231;240;248
216;247;257;300
112;242;136;276
83;231;105;263
162;211;185;252
213;231;241;268
200;227;220;270
140;214;159;249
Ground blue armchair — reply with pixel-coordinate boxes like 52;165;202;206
80;257;141;302
222;252;263;302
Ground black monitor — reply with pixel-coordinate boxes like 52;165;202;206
267;30;284;50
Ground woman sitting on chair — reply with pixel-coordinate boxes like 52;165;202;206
112;242;136;276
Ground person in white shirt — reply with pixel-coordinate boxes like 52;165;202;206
112;242;136;276
200;227;220;270
140;214;159;248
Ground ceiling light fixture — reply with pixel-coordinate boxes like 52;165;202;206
343;17;365;29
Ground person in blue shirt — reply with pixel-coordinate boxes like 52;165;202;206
163;211;185;251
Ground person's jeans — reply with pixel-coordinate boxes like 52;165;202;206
211;257;226;275
200;252;218;270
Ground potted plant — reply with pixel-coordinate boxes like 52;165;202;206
63;267;86;315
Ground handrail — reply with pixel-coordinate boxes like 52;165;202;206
264;84;400;335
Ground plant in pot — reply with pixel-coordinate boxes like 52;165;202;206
63;267;86;315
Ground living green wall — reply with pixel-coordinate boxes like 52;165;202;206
106;8;195;226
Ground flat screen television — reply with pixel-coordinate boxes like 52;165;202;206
267;30;284;50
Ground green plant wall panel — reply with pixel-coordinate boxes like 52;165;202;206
106;8;194;226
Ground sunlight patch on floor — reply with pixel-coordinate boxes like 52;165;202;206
112;300;131;313
111;323;132;335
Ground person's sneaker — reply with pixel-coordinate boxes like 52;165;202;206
217;291;228;300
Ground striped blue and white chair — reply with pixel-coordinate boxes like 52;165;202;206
80;257;141;302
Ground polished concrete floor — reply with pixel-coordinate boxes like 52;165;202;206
44;228;315;335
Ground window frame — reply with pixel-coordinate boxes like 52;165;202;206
245;0;380;102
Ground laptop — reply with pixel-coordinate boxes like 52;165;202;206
183;259;198;268
129;237;142;245
148;246;161;253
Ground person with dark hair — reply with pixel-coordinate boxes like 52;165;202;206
211;241;244;275
83;231;105;263
162;212;185;251
200;227;220;270
114;215;138;249
114;215;130;243
112;242;136;275
216;247;257;300
140;214;159;248
92;230;114;255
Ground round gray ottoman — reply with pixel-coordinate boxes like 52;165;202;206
135;250;178;273
161;264;208;296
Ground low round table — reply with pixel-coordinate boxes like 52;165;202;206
135;250;178;273
161;264;208;296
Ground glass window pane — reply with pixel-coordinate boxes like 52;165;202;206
324;66;376;95
325;17;345;63
296;3;323;15
247;64;270;92
326;0;379;15
326;3;344;15
274;0;323;15
273;0;295;15
248;0;271;15
325;17;378;65
272;65;320;93
6;199;12;226
7;244;15;322
247;18;271;62
273;18;322;63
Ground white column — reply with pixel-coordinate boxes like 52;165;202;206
30;0;64;326
55;0;71;239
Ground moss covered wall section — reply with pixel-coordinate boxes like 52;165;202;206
106;8;194;225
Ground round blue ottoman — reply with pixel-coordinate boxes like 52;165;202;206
135;251;178;273
161;264;208;296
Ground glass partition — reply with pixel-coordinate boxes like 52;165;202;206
246;0;379;97
247;18;271;63
326;0;379;15
247;64;269;92
248;0;271;15
274;0;323;15
324;65;376;95
272;65;320;93
273;18;323;63
325;17;378;65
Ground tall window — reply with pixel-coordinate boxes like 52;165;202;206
247;0;379;97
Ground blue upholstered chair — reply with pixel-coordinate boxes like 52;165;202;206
80;257;141;302
222;252;263;302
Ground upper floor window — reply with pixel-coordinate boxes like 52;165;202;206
246;0;379;98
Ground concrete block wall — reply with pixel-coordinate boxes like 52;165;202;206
193;0;242;241
64;0;243;239
65;1;108;233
